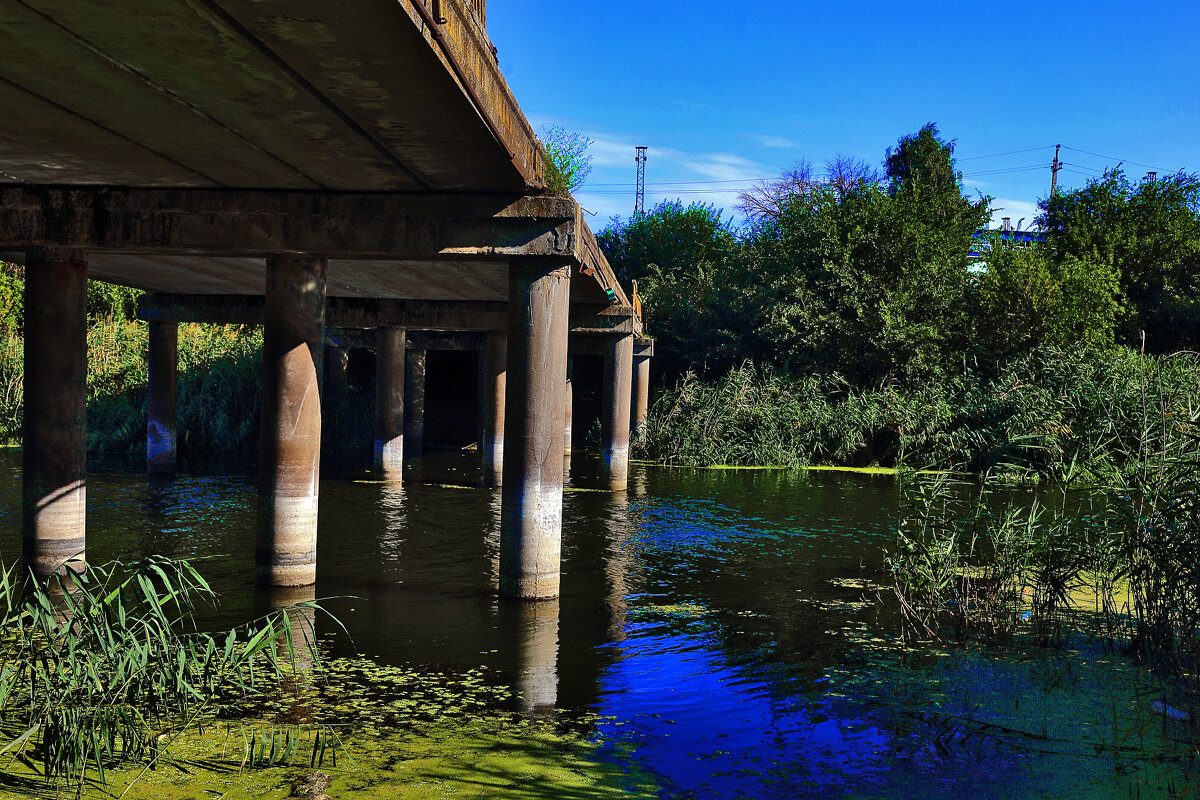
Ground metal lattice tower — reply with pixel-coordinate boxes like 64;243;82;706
634;146;647;216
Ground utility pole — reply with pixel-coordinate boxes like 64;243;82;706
634;146;647;217
1050;144;1062;195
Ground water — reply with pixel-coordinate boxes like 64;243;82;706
0;450;1191;798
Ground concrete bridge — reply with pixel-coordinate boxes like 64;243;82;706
0;0;651;598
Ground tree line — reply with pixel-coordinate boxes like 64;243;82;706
599;124;1200;387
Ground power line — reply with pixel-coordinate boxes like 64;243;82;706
588;177;759;187
1061;145;1164;171
958;145;1057;161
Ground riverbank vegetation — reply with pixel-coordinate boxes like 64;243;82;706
0;556;329;795
602;124;1200;479
0;273;263;455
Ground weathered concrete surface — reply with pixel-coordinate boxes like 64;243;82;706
374;328;406;480
257;254;326;587
482;332;507;487
147;321;178;475
22;247;87;577
1;189;632;312
600;335;634;492
138;294;634;333
499;262;570;599
0;189;577;260
404;349;426;459
0;0;540;191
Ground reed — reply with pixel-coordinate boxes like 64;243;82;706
0;556;327;795
636;345;1200;483
886;364;1200;743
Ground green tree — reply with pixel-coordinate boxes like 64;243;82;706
598;201;742;376
1038;168;1200;351
974;238;1119;356
740;124;988;383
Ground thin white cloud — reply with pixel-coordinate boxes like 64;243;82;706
742;133;800;148
680;152;763;182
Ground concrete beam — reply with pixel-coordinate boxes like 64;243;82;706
323;329;486;351
0;188;577;260
138;294;639;335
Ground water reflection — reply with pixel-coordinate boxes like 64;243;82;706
500;598;560;716
258;584;319;672
0;451;1189;798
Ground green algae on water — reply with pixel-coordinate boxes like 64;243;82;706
0;655;658;800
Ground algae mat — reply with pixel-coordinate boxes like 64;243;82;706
0;721;655;800
0;657;656;800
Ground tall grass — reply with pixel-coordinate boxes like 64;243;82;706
0;320;265;455
637;344;1200;482
0;556;326;794
886;359;1200;743
85;322;265;456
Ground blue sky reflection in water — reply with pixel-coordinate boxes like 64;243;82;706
0;452;1190;797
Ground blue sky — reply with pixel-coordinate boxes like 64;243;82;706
487;0;1198;229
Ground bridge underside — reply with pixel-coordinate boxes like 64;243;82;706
0;0;540;191
0;0;645;602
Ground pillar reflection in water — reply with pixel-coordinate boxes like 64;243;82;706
503;598;560;716
261;584;319;673
377;482;407;566
603;490;635;643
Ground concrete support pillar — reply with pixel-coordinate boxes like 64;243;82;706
632;351;651;437
257;253;326;587
324;344;349;410
147;321;179;475
404;348;426;458
563;370;573;456
374;327;405;480
322;343;350;470
22;247;88;577
600;334;634;492
482;331;507;487
499;261;570;599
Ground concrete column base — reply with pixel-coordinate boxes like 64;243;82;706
498;261;570;599
374;327;405;480
257;253;326;587
22;247;88;578
601;334;634;492
147;321;179;475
